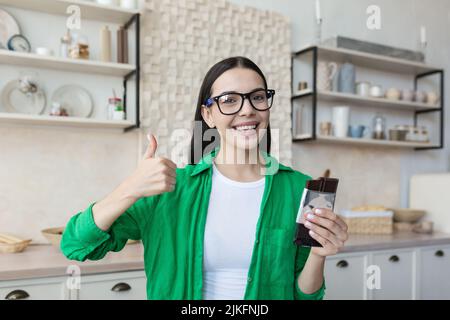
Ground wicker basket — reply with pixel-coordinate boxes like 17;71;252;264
340;210;393;235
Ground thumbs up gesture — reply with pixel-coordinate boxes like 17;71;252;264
124;133;177;200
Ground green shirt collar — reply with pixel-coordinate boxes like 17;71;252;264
190;146;293;176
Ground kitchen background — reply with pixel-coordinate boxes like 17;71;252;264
0;0;449;300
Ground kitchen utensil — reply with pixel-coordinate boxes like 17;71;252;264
415;91;427;103
348;125;367;138
51;85;93;118
356;81;371;97
1;79;46;114
0;233;32;254
332;106;350;138
389;129;408;141
317;61;338;91
369;84;383;98
385;88;401;101
0;9;20;49
319;121;332;136
426;91;439;105
401;89;414;102
372;112;386;140
390;208;426;223
337;63;356;94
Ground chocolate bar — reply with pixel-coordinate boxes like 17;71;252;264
294;177;339;247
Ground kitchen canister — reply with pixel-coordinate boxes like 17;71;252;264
332;106;350;138
317;61;338;91
356;81;371;97
337;63;356;94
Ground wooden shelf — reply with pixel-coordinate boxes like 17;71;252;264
0;49;136;76
292;89;441;112
294;45;442;75
0;0;139;24
0;112;134;129
293;135;436;148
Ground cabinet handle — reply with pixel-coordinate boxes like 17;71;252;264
111;282;131;292
336;260;348;268
389;255;400;263
435;250;445;257
5;289;30;300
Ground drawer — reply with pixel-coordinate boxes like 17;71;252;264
78;271;146;300
371;250;414;300
419;245;450;299
324;254;368;300
0;277;68;300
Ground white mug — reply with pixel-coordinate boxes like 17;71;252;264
317;61;338;92
332;106;350;138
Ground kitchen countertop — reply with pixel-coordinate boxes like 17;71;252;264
340;231;450;253
2;232;450;281
0;243;144;281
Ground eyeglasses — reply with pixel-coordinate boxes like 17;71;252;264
204;89;275;115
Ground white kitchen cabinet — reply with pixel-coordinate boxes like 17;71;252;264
370;249;415;300
419;245;450;300
324;253;369;300
0;276;68;300
0;271;147;300
76;271;147;300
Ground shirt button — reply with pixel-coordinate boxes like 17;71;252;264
248;277;253;283
255;239;260;244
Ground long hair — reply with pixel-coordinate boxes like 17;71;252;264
189;56;272;164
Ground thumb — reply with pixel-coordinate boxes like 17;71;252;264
143;133;157;159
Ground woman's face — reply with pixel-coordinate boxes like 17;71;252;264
201;67;270;154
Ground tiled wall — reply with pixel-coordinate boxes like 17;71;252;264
140;0;293;165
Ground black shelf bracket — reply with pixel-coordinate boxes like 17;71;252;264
123;13;140;133
414;69;444;150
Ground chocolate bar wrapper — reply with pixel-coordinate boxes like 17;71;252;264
294;188;337;247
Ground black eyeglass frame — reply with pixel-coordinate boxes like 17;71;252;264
204;89;275;115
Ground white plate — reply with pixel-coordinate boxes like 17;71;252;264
51;85;93;118
1;80;46;115
0;9;20;49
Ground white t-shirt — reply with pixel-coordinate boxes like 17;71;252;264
202;161;265;300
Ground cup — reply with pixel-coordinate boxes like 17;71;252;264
426;91;439;105
319;122;332;136
356;81;371;97
369;85;383;98
332;106;350;138
415;91;427;103
401;89;414;102
348;125;367;138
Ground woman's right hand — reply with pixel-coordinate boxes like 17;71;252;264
123;133;177;200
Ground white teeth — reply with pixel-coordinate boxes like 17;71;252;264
234;125;257;131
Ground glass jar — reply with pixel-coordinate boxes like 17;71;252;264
372;112;386;140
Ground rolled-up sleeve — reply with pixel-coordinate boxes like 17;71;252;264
60;197;154;262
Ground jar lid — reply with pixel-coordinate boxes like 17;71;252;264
109;97;122;103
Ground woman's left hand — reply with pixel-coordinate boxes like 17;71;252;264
304;208;349;257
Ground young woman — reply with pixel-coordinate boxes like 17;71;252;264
61;57;348;300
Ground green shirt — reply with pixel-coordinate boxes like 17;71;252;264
61;148;326;300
